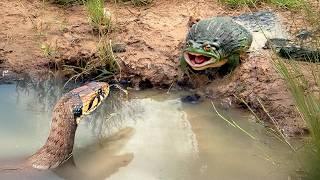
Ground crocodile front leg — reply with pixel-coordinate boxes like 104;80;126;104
225;53;240;73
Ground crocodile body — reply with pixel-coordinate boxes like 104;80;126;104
265;38;320;62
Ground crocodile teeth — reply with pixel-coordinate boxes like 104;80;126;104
188;52;205;56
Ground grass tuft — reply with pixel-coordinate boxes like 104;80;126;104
41;42;58;58
96;37;120;77
269;0;303;9
219;0;260;8
63;36;120;86
84;0;112;34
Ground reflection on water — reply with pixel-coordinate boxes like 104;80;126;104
0;80;301;180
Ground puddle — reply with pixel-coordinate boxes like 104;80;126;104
0;82;301;180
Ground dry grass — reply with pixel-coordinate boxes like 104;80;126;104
47;0;84;5
63;36;120;86
115;0;153;6
273;58;320;179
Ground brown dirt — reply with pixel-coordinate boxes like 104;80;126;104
0;0;98;72
0;0;316;136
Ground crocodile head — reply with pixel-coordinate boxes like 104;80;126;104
183;39;227;71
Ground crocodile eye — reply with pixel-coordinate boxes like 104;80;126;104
203;44;211;51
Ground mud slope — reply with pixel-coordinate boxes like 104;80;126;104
0;0;256;83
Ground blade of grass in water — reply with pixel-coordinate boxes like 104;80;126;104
211;101;256;140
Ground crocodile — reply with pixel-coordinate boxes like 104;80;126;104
181;13;319;73
1;82;110;170
181;16;253;72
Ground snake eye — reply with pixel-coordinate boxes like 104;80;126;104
97;88;103;95
97;88;106;98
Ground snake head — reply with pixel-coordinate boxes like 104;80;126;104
81;82;110;115
70;82;110;124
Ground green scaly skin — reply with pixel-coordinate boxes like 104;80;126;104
181;17;252;72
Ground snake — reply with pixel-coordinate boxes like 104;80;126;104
1;82;110;170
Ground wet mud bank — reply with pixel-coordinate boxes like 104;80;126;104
204;53;309;137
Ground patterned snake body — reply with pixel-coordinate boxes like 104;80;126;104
2;82;110;170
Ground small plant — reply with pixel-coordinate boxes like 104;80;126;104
84;0;111;34
41;42;58;58
58;19;69;33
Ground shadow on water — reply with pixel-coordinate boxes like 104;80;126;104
54;128;135;180
0;74;305;180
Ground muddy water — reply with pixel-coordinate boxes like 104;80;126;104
0;83;300;180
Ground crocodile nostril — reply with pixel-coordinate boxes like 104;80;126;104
186;40;193;47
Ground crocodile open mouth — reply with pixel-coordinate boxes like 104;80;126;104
184;52;214;67
183;52;227;70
